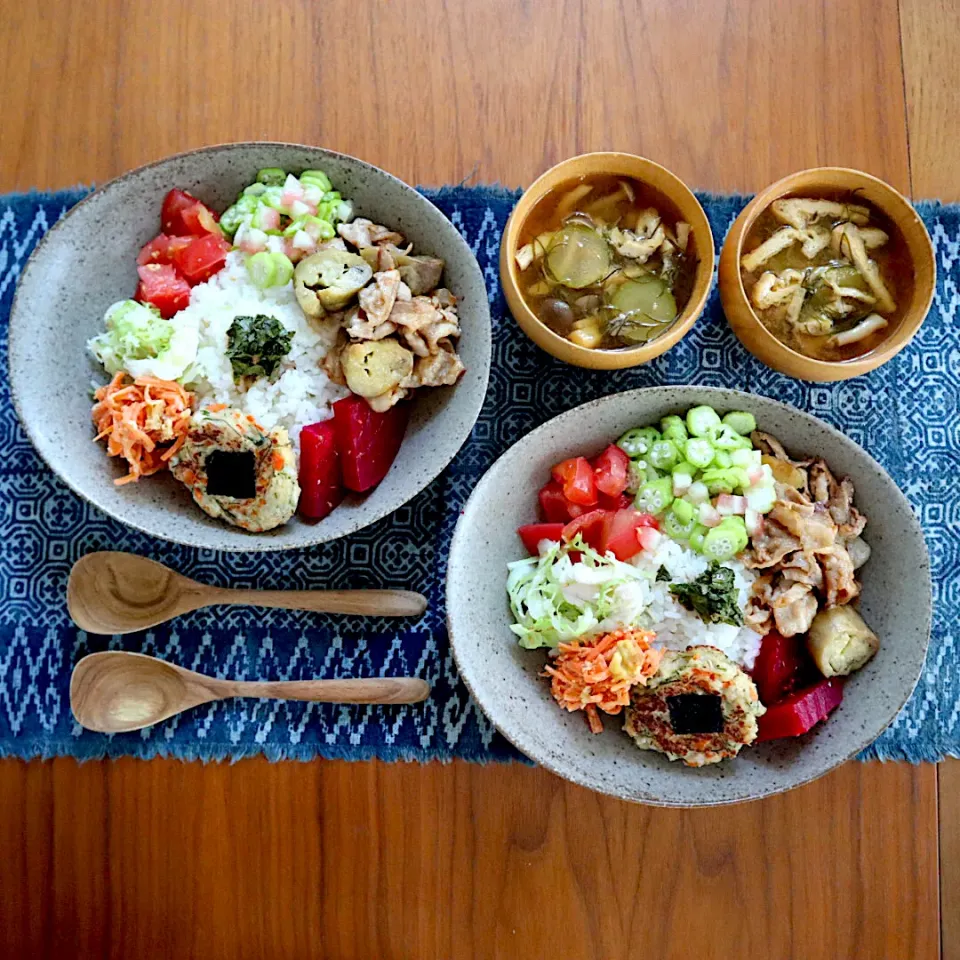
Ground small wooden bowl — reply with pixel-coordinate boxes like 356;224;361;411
718;167;935;382
499;153;715;370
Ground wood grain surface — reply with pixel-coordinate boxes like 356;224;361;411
900;3;960;955
0;756;940;960
0;0;948;957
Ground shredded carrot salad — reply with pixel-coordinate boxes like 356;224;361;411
91;372;194;485
544;628;661;733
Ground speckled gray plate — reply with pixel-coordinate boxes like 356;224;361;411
447;387;930;806
8;142;491;551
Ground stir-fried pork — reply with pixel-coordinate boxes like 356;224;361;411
741;431;870;639
337;218;405;249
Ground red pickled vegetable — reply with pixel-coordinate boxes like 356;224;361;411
298;421;343;520
751;631;807;705
332;396;409;493
756;677;844;742
517;522;565;555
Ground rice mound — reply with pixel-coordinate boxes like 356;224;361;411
625;538;761;668
177;251;348;449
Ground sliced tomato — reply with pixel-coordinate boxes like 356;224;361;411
136;233;193;267
135;264;191;319
160;189;199;235
173;232;230;284
517;523;565;556
599;509;659;561
179;200;222;237
597;490;632;511
561;509;608;551
538;480;573;522
592;444;630;496
551;456;598;506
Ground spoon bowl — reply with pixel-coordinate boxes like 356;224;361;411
70;651;431;733
66;552;427;634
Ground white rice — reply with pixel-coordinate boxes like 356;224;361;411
607;538;761;668
176;251;348;450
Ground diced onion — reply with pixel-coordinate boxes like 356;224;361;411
716;494;747;515
745;508;763;536
637;527;662;551
292;230;315;251
290;199;316;219
698;503;721;527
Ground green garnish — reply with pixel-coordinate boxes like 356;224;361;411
226;314;293;382
656;565;672;582
669;561;744;626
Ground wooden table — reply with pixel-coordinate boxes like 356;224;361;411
1;1;955;957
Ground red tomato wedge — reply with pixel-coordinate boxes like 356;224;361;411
298;421;344;520
538;480;574;522
517;523;565;555
160;189;199;235
173;232;230;285
136;234;193;267
597;491;632;511
332;396;409;493
179;200;221;237
599;509;658;561
561;509;607;551
551;456;598;506
592;444;630;496
135;264;191;319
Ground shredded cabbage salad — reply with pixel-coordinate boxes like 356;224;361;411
88;299;199;382
507;537;650;649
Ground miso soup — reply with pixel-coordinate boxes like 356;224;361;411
739;192;914;362
515;174;698;350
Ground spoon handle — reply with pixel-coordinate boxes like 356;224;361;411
216;588;427;618
224;677;430;704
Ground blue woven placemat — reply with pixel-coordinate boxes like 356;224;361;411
0;184;955;764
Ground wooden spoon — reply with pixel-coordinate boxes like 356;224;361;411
66;552;427;635
70;651;431;733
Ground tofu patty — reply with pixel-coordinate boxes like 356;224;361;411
624;645;765;767
170;407;299;532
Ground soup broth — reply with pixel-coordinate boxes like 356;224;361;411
516;174;698;350
740;191;914;362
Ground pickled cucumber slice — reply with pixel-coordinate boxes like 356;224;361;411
543;223;612;289
606;277;679;343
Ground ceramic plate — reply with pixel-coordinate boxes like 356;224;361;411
9;142;491;551
447;387;930;806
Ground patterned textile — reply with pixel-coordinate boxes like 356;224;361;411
0;185;955;764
